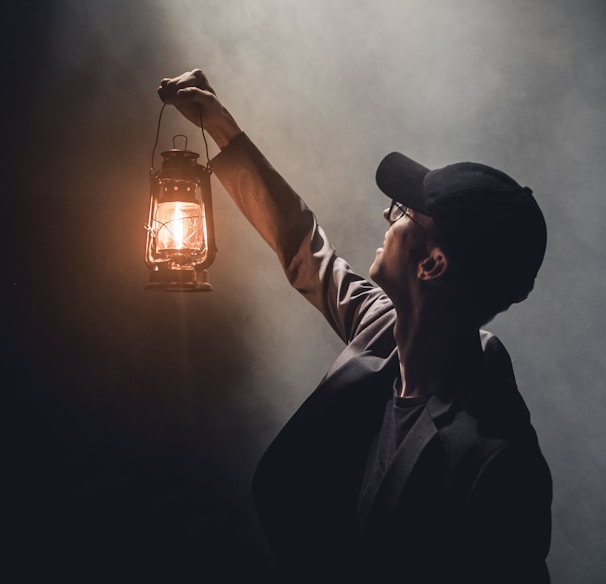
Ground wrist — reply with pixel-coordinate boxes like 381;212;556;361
206;111;242;150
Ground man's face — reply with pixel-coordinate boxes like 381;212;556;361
369;203;436;300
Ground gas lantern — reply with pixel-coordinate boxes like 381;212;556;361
145;106;216;291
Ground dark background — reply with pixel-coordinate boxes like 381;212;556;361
5;1;606;582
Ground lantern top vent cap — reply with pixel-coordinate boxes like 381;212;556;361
160;149;200;161
159;148;201;171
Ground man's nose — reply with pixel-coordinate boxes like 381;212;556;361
383;208;391;223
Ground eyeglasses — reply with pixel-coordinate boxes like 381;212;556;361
387;199;427;229
387;200;444;246
387;200;411;223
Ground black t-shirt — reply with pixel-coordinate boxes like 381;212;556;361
358;380;428;517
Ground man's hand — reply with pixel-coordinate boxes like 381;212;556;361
158;69;242;150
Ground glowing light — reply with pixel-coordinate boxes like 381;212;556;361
155;201;205;252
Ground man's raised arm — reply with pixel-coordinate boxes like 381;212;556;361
157;69;386;344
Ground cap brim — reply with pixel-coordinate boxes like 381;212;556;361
376;152;430;213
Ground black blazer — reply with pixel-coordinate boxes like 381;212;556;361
213;134;552;583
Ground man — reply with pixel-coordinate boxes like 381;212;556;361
158;69;552;583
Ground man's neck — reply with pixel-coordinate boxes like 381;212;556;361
394;307;480;399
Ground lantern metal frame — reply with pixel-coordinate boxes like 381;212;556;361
144;106;217;292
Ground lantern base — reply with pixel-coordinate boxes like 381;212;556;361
145;267;213;292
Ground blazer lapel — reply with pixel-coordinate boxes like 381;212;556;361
258;347;398;486
359;392;456;528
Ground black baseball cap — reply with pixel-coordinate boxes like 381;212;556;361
376;152;547;305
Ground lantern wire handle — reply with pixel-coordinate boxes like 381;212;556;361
150;103;166;173
198;105;212;172
150;103;213;173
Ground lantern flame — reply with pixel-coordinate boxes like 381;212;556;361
155;201;205;252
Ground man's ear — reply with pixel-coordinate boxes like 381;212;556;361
417;247;449;281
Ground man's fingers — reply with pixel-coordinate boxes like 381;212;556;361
175;74;215;95
157;85;171;102
158;77;182;102
157;71;223;134
176;86;205;96
191;69;216;94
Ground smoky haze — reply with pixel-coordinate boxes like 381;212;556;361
5;0;605;582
